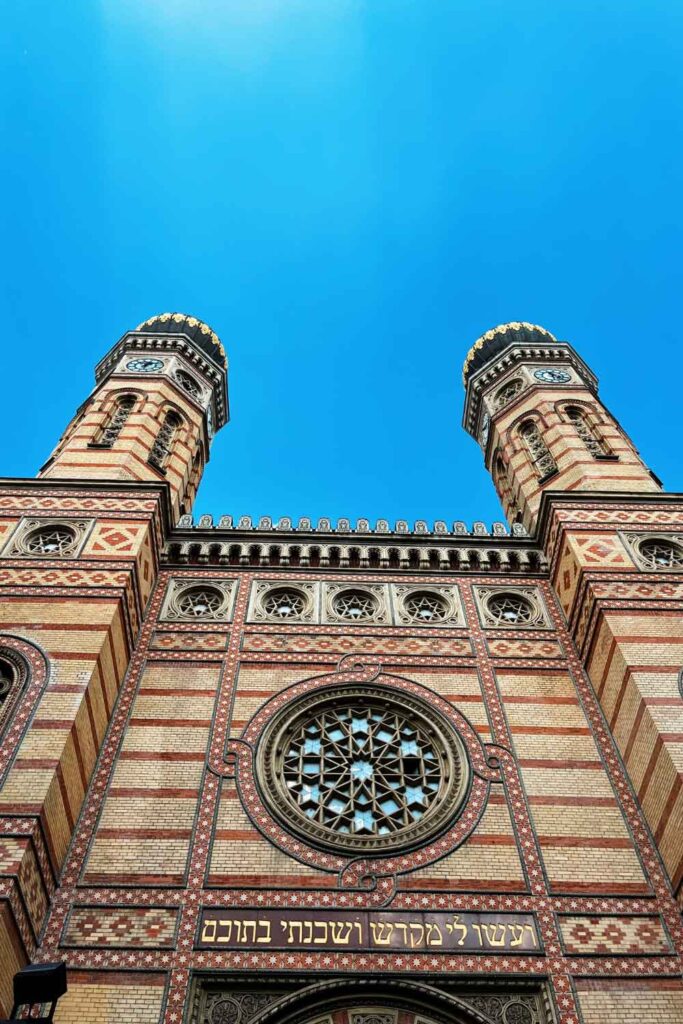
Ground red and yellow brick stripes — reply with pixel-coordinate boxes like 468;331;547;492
496;669;649;894
586;609;683;895
84;663;218;885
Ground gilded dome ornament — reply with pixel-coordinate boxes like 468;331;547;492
134;311;227;368
462;321;556;384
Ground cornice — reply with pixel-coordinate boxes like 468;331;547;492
536;489;683;549
94;331;229;430
462;340;598;438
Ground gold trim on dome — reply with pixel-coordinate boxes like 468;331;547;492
134;312;226;366
462;321;556;384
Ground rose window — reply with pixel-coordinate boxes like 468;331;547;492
24;526;77;556
176;586;225;617
258;685;468;853
486;592;535;625
263;588;306;619
333;589;377;620
638;538;683;569
404;591;449;622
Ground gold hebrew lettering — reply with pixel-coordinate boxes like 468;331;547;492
256;920;271;944
522;923;538;948
201;918;217;944
394;923;409;946
370;922;394;946
425;923;443;946
409;924;425;948
216;919;233;943
313;922;328;944
508;924;524;947
481;923;507;947
329;921;354;944
302;921;313;944
280;920;304;944
240;921;258;944
471;923;483;946
445;915;468;945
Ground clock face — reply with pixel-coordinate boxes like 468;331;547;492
534;368;571;384
126;358;164;372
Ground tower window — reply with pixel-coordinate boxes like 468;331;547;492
0;650;28;736
519;419;557;480
23;524;78;556
174;368;202;398
149;411;182;471
637;538;683;570
565;405;609;457
494;378;524;410
96;395;136;447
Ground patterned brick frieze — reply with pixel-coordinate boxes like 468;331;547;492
241;632;473;658
558;914;671;955
62;906;178;948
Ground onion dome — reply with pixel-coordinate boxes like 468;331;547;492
135;312;227;369
462;322;556;385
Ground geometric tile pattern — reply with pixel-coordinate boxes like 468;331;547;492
63;906;178;947
241;633;473;657
559;914;671;955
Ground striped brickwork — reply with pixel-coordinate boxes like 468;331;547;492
13;564;681;1024
0;482;166;1012
489;386;658;531
546;498;683;911
40;374;205;519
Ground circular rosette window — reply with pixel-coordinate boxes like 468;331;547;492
257;684;470;855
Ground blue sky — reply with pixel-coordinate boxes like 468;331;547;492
2;1;682;528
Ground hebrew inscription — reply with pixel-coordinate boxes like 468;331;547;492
197;909;540;954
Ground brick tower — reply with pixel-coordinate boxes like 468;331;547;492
1;317;683;1024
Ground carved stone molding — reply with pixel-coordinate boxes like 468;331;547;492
393;584;464;627
247;580;318;624
322;583;391;625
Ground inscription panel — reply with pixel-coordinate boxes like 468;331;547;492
197;909;540;953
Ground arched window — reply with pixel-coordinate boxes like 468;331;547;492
494;377;524;410
148;410;182;470
0;653;26;735
96;395;136;447
519;419;557;480
565;404;609;457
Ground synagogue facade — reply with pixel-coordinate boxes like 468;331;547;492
0;315;682;1023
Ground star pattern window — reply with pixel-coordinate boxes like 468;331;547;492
404;591;449;622
486;592;535;625
333;589;377;621
263;588;307;619
258;685;469;853
23;525;78;556
638;538;683;570
176;586;226;618
494;378;524;409
175;369;202;398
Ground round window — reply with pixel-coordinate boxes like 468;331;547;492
24;525;77;555
332;589;377;621
404;591;449;622
486;592;535;625
176;585;225;617
263;588;307;619
258;684;469;853
638;538;683;569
